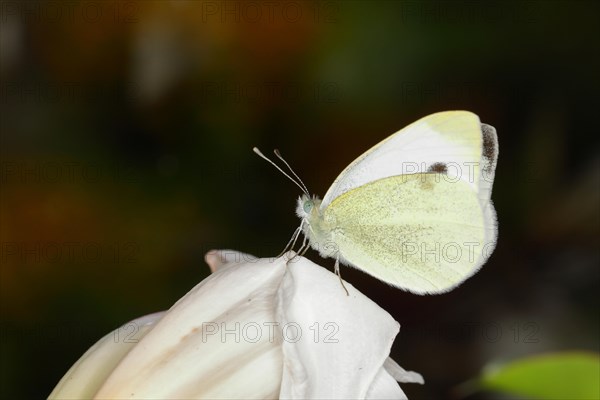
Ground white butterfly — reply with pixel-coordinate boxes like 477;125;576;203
255;111;498;294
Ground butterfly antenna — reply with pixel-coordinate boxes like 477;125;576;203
273;149;310;195
253;147;310;196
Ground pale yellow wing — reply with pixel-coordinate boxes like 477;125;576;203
322;111;488;208
324;173;491;294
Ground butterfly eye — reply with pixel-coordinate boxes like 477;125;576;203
303;201;313;213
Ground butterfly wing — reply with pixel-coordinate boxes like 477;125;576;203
321;111;498;210
323;173;492;294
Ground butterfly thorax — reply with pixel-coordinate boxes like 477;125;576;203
296;195;338;258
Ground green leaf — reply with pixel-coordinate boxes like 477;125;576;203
481;351;600;399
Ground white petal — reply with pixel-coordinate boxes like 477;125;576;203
364;358;424;400
277;256;400;399
49;312;165;399
204;249;258;273
94;251;286;399
383;358;424;384
52;250;422;400
365;367;408;400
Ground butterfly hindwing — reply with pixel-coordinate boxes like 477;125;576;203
323;173;488;294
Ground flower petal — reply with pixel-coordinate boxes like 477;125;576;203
49;312;165;399
93;250;286;399
277;256;401;399
365;367;408;400
383;358;424;384
51;250;422;400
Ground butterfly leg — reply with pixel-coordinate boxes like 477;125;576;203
299;234;310;256
288;219;305;252
334;255;349;296
290;232;309;263
278;220;304;258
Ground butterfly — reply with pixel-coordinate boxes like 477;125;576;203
255;111;498;294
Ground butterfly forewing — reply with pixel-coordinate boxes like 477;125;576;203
321;111;485;209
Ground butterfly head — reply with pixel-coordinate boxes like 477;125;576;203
296;194;322;220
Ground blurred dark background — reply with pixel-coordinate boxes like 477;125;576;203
1;1;598;398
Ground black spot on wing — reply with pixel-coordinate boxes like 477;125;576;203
481;124;498;174
428;162;447;174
